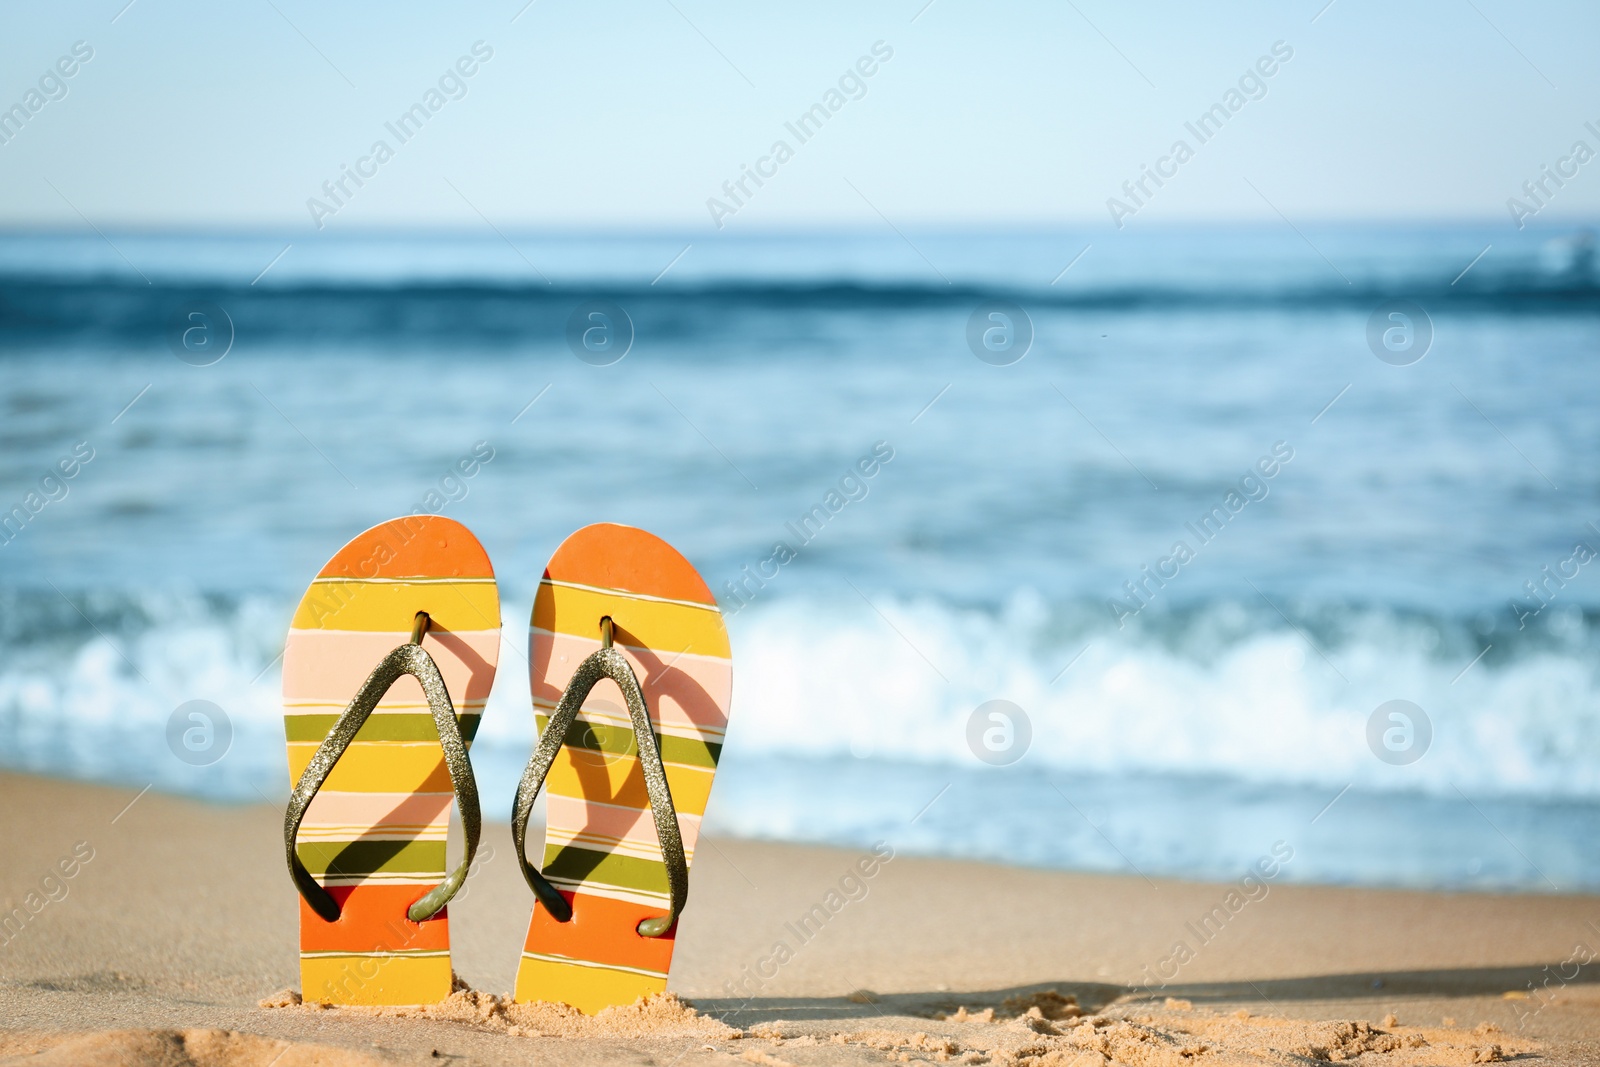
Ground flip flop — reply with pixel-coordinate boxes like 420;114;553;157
281;516;500;1005
511;523;732;1012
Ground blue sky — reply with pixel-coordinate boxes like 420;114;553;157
1;0;1597;230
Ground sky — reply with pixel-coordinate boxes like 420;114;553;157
0;0;1597;232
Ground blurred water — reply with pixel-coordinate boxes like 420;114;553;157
2;225;1597;891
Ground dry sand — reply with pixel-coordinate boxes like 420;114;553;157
1;771;1596;1065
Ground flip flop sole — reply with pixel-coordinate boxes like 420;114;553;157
283;515;499;1005
514;523;732;1012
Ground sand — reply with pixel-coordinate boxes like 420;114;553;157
1;771;1596;1065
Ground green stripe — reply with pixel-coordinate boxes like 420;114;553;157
542;843;669;896
535;714;720;768
285;712;482;743
297;840;445;877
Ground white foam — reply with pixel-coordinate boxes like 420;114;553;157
721;592;1600;800
1;589;1593;804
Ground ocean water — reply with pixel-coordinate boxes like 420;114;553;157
2;225;1598;892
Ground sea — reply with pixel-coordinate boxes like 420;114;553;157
2;223;1597;893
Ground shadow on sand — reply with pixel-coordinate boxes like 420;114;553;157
689;963;1600;1026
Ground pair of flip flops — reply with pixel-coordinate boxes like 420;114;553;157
281;518;732;1012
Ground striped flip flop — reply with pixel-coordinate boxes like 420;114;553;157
282;516;500;1005
511;523;732;1012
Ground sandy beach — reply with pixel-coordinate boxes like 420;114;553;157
1;770;1596;1065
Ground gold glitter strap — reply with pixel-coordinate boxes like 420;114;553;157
512;621;688;937
283;614;481;924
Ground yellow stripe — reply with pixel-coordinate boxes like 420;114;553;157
544;750;714;816
513;955;667;1012
542;578;720;613
287;741;456;793
292;579;500;632
300;954;453;1006
534;584;729;659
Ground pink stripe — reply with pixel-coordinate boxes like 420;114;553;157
284;629;500;703
546;794;702;853
530;632;730;734
304;790;452;829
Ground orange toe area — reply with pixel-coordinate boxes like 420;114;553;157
298;883;450;955
319;515;495;579
522;890;676;976
544;522;715;605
